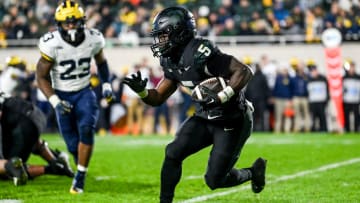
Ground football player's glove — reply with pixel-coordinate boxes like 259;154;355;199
49;95;72;115
123;71;148;98
102;82;115;103
56;100;73;115
195;85;222;109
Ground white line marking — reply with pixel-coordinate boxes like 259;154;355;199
180;158;360;203
95;175;117;181
185;175;203;180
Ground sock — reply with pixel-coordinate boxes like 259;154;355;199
44;165;52;174
77;165;87;172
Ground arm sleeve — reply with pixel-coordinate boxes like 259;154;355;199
97;60;110;83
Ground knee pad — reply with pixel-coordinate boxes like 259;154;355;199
79;126;95;145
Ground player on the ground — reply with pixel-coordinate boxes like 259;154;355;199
0;92;74;186
36;0;114;194
123;6;267;203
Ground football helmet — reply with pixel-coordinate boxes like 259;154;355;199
55;0;86;45
150;6;196;57
5;56;26;70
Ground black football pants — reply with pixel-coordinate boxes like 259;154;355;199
160;108;253;202
2;118;39;162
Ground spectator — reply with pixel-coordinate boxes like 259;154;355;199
245;63;271;132
272;64;295;133
290;58;311;132
342;59;360;132
307;64;329;132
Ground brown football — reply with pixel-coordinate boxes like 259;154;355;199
191;77;228;100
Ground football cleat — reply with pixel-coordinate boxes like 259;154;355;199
56;151;74;177
70;186;84;194
70;171;85;194
251;157;267;193
5;157;28;186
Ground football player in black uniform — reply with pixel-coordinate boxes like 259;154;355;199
0;92;74;186
123;7;267;203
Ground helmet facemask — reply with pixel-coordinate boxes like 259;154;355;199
151;27;173;57
58;17;85;46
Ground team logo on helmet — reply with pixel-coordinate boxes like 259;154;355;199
55;0;85;22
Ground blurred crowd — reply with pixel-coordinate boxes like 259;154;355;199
1;0;360;47
1;54;359;135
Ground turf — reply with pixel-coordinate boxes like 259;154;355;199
1;133;359;203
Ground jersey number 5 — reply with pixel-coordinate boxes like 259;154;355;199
197;44;211;56
59;58;91;80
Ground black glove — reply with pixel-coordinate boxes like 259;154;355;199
196;86;221;109
55;100;72;115
123;71;148;93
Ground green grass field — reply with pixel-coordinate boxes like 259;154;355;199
1;133;360;203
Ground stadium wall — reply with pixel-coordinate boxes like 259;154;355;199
0;44;359;75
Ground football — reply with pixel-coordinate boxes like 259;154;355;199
191;77;228;101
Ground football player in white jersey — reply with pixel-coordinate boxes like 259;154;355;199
35;0;114;194
0;56;27;95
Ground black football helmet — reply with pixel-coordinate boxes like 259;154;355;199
150;7;196;57
55;0;86;46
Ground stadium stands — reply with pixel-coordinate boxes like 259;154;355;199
0;0;359;47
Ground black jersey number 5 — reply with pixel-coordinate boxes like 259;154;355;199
59;57;91;80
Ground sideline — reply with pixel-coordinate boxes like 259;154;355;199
180;158;360;203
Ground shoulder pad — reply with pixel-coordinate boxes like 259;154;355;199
39;31;58;47
86;28;105;50
38;31;59;61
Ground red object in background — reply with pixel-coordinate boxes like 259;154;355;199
324;47;344;129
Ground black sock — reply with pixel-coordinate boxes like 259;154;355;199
44;160;58;174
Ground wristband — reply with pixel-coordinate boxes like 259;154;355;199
217;86;235;103
49;94;61;108
138;89;148;98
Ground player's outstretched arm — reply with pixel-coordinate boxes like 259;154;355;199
123;71;177;106
143;77;177;106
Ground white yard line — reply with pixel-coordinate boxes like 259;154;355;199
180;158;360;203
